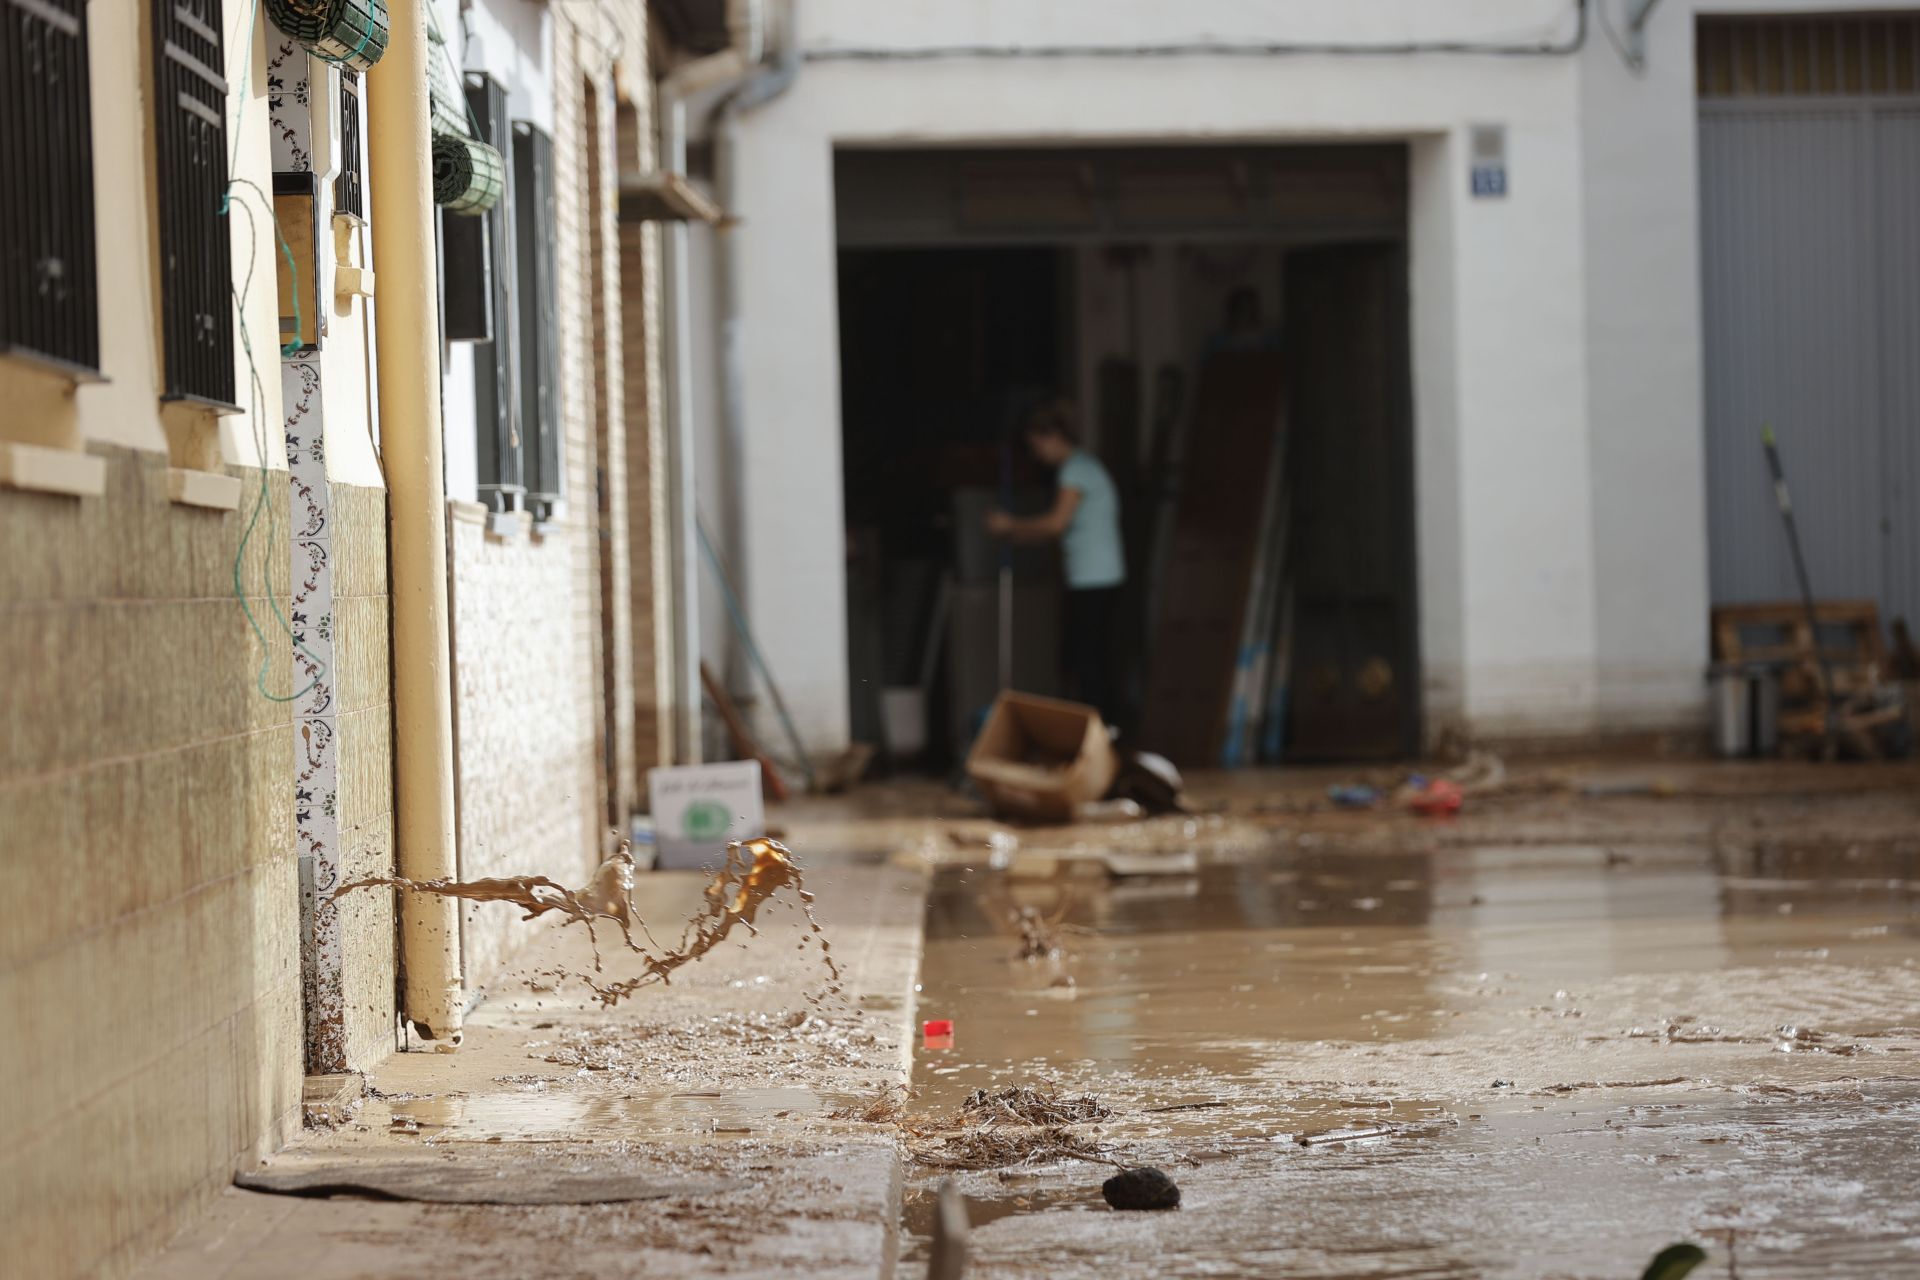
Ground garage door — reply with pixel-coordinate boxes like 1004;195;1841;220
1698;15;1920;633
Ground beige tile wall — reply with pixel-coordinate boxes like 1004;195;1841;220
0;446;303;1280
447;510;600;988
327;482;397;1067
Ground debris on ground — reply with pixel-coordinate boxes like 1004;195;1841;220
1639;1242;1708;1280
923;1019;955;1051
1401;776;1464;816
829;1084;912;1124
961;1085;1112;1126
1108;750;1189;815
1293;1124;1395;1147
902;1083;1118;1170
1101;1166;1182;1211
910;1124;1105;1171
1328;783;1381;809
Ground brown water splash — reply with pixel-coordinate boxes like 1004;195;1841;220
334;837;841;1006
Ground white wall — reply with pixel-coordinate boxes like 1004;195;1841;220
718;0;1888;751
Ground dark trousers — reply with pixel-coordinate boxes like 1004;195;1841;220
1063;586;1122;726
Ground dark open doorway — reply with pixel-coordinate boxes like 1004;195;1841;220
834;145;1420;768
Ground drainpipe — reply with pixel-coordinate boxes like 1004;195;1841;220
712;2;801;701
367;0;462;1048
658;0;778;762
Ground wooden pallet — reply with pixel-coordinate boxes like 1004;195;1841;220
1712;599;1886;701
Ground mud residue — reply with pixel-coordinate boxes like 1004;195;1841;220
336;837;841;1006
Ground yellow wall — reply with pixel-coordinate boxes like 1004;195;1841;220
0;6;398;1276
0;447;302;1280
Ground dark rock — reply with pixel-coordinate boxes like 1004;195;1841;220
1102;1166;1181;1211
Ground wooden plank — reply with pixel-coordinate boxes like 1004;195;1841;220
1135;351;1287;765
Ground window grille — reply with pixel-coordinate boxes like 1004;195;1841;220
1698;14;1920;98
334;70;364;218
453;73;523;512
152;0;236;407
514;121;560;517
1;0;99;375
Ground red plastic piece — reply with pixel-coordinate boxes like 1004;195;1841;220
923;1019;954;1037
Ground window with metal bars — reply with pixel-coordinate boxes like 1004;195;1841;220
446;72;523;513
334;71;364;219
1;0;99;376
514;121;561;518
152;0;236;408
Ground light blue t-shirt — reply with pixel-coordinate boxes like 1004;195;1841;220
1057;450;1125;589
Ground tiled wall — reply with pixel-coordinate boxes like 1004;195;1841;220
326;483;397;1067
448;510;599;987
0;447;302;1280
443;5;650;991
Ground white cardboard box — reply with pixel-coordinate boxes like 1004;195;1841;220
646;760;765;870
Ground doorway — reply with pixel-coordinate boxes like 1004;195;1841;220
834;144;1420;767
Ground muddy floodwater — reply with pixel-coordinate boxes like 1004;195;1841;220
903;841;1920;1278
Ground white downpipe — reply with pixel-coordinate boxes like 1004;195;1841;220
658;0;770;763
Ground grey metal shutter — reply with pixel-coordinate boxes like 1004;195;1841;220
449;72;523;514
513;121;559;518
1699;101;1920;631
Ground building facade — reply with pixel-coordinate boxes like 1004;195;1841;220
0;2;696;1276
704;0;1920;756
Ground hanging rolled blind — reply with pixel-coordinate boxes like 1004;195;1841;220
424;0;502;214
264;0;389;73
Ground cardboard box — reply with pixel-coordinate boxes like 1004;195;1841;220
965;691;1118;823
646;760;765;869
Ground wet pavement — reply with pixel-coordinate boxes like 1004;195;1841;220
898;833;1920;1277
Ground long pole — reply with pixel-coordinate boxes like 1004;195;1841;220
1761;426;1840;756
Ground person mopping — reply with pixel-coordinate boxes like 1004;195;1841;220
985;398;1126;726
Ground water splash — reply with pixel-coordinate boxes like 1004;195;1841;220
334;837;841;1005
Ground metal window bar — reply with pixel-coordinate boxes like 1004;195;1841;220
1699;13;1920;98
334;70;364;218
1;0;99;375
514;121;560;517
152;0;236;407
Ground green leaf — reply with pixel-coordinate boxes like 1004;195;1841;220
1640;1243;1708;1280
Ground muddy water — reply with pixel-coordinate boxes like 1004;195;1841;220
905;842;1920;1277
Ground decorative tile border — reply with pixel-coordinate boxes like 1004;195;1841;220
286;359;347;1072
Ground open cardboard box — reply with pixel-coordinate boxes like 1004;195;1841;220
965;691;1118;823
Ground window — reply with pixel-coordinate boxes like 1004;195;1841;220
1;0;99;375
151;0;236;407
513;121;560;519
334;70;364;219
448;72;522;513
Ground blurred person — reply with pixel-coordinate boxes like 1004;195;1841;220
986;399;1125;723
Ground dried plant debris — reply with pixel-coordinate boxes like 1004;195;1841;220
903;1083;1119;1170
910;1125;1107;1172
960;1085;1112;1126
829;1085;913;1124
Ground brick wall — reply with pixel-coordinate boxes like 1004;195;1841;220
0;448;302;1280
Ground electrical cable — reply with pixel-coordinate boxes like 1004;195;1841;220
222;175;328;705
